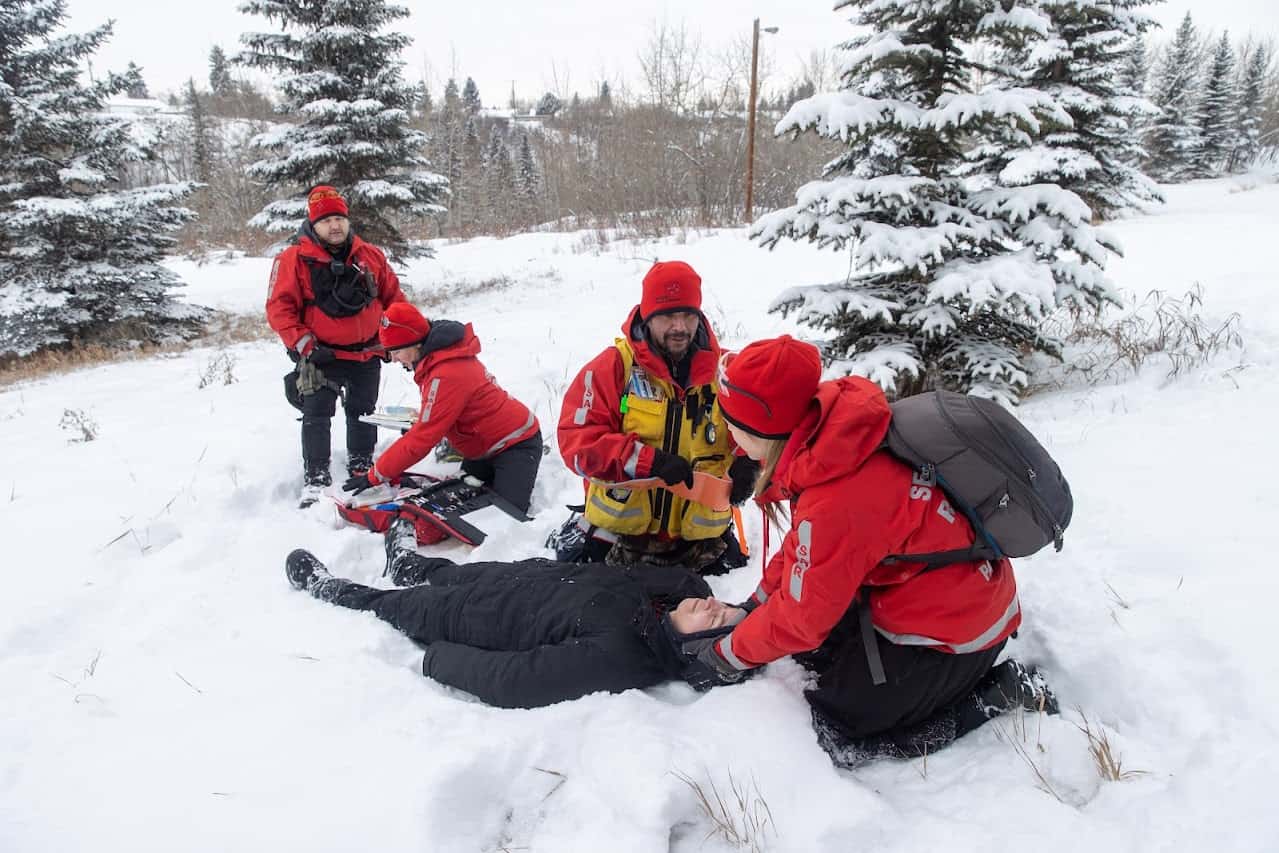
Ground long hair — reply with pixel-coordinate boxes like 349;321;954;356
752;437;791;532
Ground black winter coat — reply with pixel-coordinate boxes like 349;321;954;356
393;558;712;708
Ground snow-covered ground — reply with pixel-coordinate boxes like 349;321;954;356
2;177;1277;852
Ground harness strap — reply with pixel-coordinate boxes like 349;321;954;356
859;595;888;686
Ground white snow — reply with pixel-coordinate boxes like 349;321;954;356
2;177;1279;851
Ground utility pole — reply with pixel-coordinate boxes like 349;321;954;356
744;20;778;224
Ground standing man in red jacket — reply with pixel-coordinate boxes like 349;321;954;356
341;302;542;516
266;186;406;507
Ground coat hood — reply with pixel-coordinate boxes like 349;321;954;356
621;304;720;390
776;377;892;494
412;320;476;379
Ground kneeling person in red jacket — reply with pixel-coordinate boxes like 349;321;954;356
343;303;542;514
681;336;1058;766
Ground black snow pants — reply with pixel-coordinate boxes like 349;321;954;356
318;556;680;708
460;431;543;515
300;357;381;466
801;604;1004;766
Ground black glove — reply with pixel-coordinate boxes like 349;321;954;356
308;345;337;366
342;472;374;494
680;634;750;691
733;595;761;614
650;450;694;488
727;455;761;505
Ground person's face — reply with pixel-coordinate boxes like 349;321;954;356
389;345;420;370
313;214;350;247
726;422;769;461
669;597;746;634
646;311;699;359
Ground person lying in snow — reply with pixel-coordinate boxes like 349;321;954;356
283;541;746;709
342;302;542;515
683;335;1059;767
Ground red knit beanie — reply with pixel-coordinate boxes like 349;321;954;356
307;185;349;224
640;261;702;319
719;336;823;438
379;303;430;351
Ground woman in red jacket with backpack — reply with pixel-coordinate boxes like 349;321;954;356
680;336;1057;766
342;303;542;514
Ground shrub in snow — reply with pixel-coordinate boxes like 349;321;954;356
753;0;1119;407
0;0;204;358
237;0;448;260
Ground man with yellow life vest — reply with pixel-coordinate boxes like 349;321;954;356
555;261;759;573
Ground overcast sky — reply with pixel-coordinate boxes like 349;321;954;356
65;1;1279;103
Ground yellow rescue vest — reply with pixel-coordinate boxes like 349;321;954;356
583;338;733;540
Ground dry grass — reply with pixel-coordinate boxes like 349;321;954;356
1074;712;1148;783
1037;284;1244;392
0;310;271;389
673;768;775;852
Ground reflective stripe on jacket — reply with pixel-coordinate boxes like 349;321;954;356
722;377;1021;670
558;306;731;541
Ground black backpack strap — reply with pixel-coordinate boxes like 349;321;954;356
881;543;988;568
859;595;888;686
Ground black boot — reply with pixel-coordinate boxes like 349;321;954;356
286;548;327;590
976;660;1059;716
951;659;1059;739
347;453;374;478
384;518;420;580
299;461;332;508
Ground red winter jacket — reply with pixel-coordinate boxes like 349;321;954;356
371;321;539;483
265;231;405;362
718;377;1021;671
557;305;722;481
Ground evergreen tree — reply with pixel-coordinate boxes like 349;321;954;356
754;0;1102;406
0;0;202;357
515;132;540;225
1192;32;1236;177
535;92;562;116
1230;44;1270;171
237;0;448;258
598;81;612;112
124;61;149;99
988;0;1162;219
1144;13;1202;181
208;45;234;96
185;79;219;184
461;76;481;115
481;127;513;230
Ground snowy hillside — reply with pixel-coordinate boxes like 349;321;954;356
2;177;1277;852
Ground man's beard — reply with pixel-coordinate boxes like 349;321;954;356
657;332;691;358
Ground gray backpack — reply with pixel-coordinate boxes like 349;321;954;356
883;390;1073;567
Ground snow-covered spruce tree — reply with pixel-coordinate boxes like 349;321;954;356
753;0;1104;406
481;127;513;231
1230;44;1270;171
515;132;541;226
185;79;219;184
985;0;1162;219
237;0;447;259
0;0;203;358
461;76;481;116
1144;12;1201;181
1190;32;1236;177
208;45;234;97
